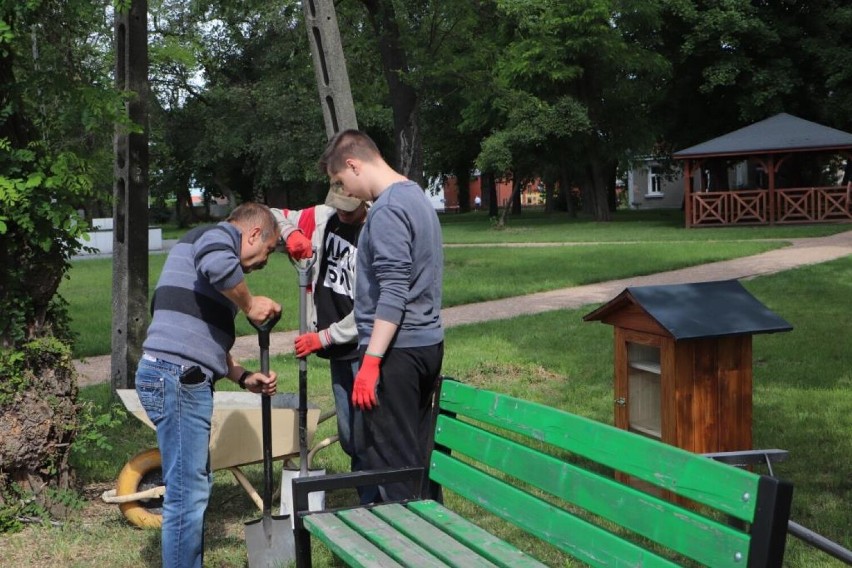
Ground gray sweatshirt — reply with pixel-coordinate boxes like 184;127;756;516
355;180;444;348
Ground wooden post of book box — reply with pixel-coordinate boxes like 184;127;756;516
583;280;792;489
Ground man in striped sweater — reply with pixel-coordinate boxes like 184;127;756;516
135;202;287;568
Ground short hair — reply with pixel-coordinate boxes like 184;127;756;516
318;129;381;175
227;202;277;241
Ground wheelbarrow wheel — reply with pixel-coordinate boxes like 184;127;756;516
117;447;164;528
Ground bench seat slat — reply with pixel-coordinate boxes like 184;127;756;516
370;503;502;568
435;415;751;567
438;380;760;521
429;451;681;568
336;508;448;567
304;513;402;567
404;501;547;568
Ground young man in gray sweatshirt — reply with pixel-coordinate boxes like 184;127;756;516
319;130;444;502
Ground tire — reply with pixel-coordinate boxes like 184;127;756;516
116;447;164;528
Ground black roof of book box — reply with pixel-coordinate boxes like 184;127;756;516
583;280;793;340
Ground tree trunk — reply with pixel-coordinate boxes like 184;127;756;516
584;161;612;222
544;173;556;213
497;176;523;227
455;162;471;213
511;177;523;216
360;0;423;185
559;165;577;217
483;171;499;218
0;339;78;520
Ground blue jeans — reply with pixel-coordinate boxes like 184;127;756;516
136;356;213;568
329;358;377;504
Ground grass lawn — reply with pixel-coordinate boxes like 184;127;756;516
9;212;846;566
63;207;842;358
65;239;783;357
440;209;848;243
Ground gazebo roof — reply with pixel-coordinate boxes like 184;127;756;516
673;113;852;159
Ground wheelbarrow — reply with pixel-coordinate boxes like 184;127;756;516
102;389;327;528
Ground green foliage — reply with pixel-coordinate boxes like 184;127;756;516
0;143;94;343
147;0;328;210
0;482;48;534
0;2;121;532
0;336;70;404
0;346;28;405
0;481;86;534
71;400;127;467
476;91;590;174
113;0;132;13
0;0;121;346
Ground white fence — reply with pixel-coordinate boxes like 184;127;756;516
77;218;163;255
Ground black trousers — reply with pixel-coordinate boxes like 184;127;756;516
358;342;444;502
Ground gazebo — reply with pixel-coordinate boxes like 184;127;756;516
673;113;852;227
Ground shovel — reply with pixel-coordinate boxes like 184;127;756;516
245;312;295;568
284;252;320;518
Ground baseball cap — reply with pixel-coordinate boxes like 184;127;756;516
324;183;364;212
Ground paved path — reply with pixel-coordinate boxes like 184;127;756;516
73;230;852;387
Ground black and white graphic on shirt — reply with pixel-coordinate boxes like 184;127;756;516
322;232;357;298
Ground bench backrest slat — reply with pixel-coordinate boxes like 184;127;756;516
429;450;682;568
434;415;752;567
437;380;760;522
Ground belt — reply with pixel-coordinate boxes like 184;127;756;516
143;353;214;381
142;353;190;370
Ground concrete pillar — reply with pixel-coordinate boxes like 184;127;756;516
302;0;358;138
112;0;149;391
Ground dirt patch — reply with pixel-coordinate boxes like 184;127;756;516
463;361;566;387
78;481;117;524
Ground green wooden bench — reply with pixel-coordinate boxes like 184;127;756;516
292;379;793;567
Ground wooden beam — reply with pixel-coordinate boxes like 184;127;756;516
768;156;776;225
684;160;693;228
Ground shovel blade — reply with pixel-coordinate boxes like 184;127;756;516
245;514;296;568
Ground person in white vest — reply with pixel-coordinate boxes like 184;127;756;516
272;188;378;503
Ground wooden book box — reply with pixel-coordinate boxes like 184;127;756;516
583;280;792;456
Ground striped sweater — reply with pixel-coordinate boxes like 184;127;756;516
142;222;245;380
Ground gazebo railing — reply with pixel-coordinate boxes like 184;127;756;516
690;186;852;226
775;186;851;223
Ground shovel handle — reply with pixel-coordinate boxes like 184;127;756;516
292;251;317;479
248;313;281;344
290;249;318;291
249;313;280;517
261;393;273;516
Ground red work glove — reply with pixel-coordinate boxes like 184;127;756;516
294;331;327;358
352;354;382;411
285;231;313;260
